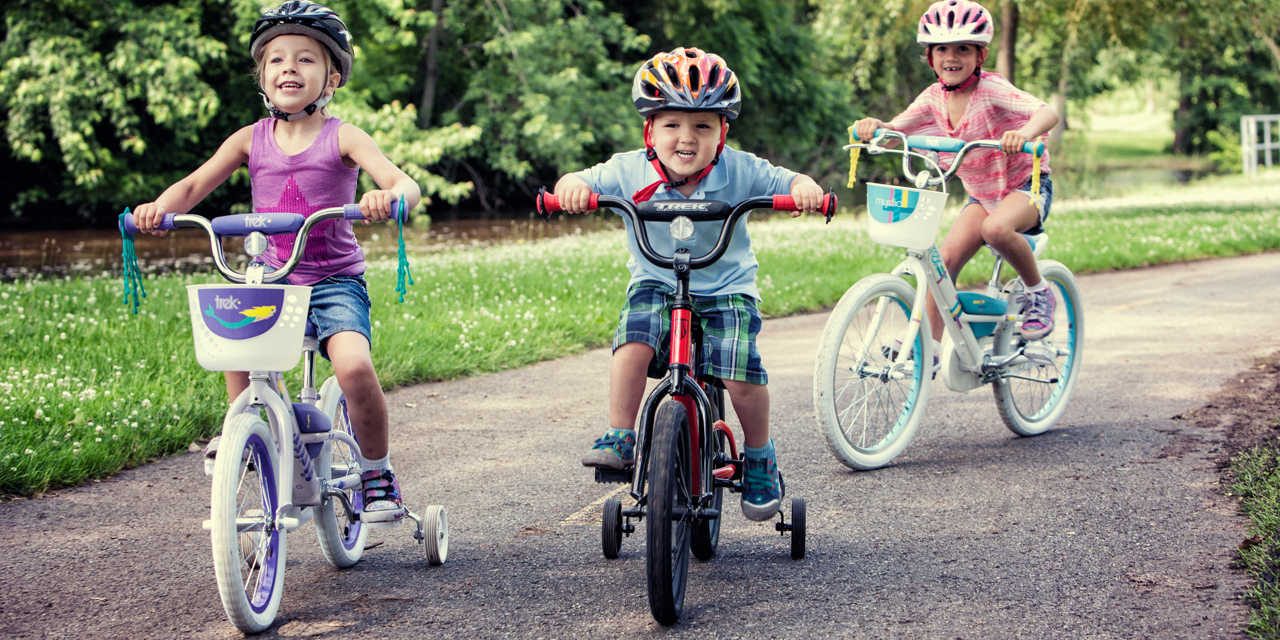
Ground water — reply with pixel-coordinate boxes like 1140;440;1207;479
0;214;621;281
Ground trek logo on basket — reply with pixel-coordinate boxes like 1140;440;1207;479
870;188;922;223
197;288;283;339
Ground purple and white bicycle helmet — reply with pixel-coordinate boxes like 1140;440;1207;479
917;0;994;46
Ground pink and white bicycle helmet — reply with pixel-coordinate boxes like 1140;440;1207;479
917;0;994;45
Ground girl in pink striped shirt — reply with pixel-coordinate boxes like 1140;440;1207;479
854;0;1060;346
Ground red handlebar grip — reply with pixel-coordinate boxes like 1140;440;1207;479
536;190;599;216
772;193;838;216
537;192;561;215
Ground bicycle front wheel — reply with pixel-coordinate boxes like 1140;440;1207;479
813;274;932;470
646;400;694;626
210;413;286;634
992;260;1084;436
315;377;367;568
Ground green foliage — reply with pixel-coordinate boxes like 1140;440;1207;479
0;0;475;225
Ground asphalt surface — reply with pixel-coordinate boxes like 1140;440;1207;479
3;252;1278;639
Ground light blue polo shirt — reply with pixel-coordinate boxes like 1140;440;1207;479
574;146;797;300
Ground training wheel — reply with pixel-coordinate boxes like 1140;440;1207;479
602;497;623;559
423;504;448;566
789;498;806;560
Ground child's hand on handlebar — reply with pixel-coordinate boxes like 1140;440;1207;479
132;202;169;237
852;117;886;143
787;176;826;217
1000;130;1032;155
358;189;401;222
553;176;596;214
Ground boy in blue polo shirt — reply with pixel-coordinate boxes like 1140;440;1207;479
553;47;824;520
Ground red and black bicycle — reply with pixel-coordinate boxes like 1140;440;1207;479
537;189;836;625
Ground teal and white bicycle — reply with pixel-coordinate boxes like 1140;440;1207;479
813;128;1083;470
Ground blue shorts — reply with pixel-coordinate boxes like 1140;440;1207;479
613;282;768;385
967;174;1055;234
306;275;372;360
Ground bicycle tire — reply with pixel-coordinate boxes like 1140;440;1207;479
313;377;368;568
602;496;623;560
813;274;932;470
211;413;286;634
993;260;1084;436
646;400;694;626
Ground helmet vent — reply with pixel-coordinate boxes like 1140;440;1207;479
688;66;701;94
663;62;679;83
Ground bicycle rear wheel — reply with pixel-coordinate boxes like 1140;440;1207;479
993;260;1084;436
646;400;694;626
315;378;367;568
691;427;727;561
210;413;286;634
813;274;932;470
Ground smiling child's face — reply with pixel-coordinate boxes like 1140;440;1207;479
930;43;983;85
649;110;725;182
259;34;339;113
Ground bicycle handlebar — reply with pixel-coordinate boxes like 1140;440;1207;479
848;128;1043;189
851;128;1043;156
119;202;408;284
536;188;837;271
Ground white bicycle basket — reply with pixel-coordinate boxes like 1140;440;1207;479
186;284;311;371
864;183;947;250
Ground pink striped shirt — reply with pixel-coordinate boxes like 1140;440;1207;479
888;71;1051;209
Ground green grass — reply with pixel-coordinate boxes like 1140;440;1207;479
1;169;1278;495
1231;445;1280;637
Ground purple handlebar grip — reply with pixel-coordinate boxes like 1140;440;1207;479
342;201;408;223
120;213;176;236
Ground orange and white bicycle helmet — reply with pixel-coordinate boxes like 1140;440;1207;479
917;0;994;46
631;47;741;120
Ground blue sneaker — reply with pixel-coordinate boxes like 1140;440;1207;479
741;443;782;521
361;469;406;524
581;428;636;470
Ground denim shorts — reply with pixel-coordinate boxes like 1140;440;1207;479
614;282;768;385
306;275;372;360
967;174;1054;234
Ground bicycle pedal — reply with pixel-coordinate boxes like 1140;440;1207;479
593;467;632;484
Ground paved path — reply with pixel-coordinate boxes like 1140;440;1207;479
4;253;1278;638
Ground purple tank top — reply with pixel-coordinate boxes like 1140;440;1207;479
249;117;364;285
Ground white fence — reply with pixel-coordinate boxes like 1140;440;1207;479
1242;114;1280;175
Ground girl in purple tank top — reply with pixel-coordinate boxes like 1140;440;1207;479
132;1;420;523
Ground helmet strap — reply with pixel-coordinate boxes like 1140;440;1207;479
261;92;332;121
633;116;727;203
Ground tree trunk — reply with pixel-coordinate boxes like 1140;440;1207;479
1171;70;1193;154
417;0;445;128
996;0;1018;82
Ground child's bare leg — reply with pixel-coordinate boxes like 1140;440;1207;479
609;342;654;429
926;203;987;341
722;380;769;448
979;193;1042;286
325;331;388;459
224;372;249;402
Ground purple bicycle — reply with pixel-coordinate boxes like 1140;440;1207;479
121;206;446;633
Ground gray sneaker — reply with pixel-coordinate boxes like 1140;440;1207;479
580;429;636;470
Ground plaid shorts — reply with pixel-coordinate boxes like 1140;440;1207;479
613;282;768;385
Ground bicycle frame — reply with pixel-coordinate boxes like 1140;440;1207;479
125;206;387;531
853;130;1046;379
536;190;834;512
